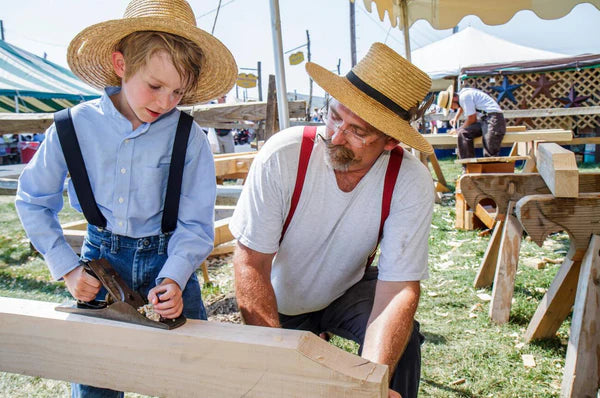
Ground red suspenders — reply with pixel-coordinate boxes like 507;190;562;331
280;126;404;267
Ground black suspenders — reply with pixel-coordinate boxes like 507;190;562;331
54;108;193;234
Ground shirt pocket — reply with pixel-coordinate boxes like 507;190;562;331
131;164;170;216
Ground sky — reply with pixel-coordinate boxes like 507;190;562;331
2;1;600;101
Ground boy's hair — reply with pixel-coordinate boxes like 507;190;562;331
116;31;203;95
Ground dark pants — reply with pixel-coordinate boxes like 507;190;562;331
279;267;424;398
457;112;506;159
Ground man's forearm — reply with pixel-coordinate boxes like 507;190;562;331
235;267;280;327
361;281;419;375
233;243;280;327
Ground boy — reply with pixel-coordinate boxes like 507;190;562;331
15;0;237;396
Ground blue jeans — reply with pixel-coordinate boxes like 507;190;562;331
72;225;206;398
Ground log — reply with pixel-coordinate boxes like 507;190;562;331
0;297;387;397
536;143;578;198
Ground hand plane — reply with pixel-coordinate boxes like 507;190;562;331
55;258;186;330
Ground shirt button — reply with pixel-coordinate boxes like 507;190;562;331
118;221;123;227
118;197;124;203
120;168;126;174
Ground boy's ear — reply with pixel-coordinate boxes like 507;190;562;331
112;51;126;79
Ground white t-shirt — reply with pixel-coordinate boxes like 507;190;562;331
229;126;433;315
458;88;502;117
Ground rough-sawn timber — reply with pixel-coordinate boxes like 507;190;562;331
0;297;387;397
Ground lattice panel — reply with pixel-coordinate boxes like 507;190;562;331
462;67;600;132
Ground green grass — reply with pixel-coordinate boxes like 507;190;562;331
1;159;600;397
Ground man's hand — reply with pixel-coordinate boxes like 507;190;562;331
148;278;183;319
448;129;458;136
388;389;402;398
63;265;102;302
449;118;457;128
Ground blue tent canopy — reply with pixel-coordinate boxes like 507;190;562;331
0;40;100;113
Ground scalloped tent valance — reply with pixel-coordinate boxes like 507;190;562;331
354;0;600;30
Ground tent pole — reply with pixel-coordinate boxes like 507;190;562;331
268;0;290;130
400;0;411;61
14;96;19;113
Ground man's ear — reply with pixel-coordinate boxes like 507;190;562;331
111;51;126;79
383;137;400;151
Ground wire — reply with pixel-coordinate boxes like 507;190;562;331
211;0;223;35
196;0;238;19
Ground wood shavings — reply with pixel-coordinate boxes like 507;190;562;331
138;303;161;322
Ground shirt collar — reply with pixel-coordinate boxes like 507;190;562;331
99;86;177;135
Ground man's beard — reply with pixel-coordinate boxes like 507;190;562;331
322;138;359;171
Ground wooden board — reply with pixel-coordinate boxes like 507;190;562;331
214;154;255;178
0;297;387;397
457;172;600;218
536;143;578;198
455;156;530;164
465;162;515;174
474;220;503;288
517;194;600;341
0;101;307;134
489;202;523;325
561;234;600;397
423;129;572;148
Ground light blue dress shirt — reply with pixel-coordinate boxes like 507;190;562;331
15;87;216;289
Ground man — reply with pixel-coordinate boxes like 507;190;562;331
229;42;434;398
437;84;506;159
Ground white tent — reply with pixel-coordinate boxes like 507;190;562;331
410;27;567;90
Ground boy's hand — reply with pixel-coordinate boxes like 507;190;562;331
148;278;183;319
63;265;102;302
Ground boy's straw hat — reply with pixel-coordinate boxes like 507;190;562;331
305;42;433;154
67;0;237;105
436;84;455;116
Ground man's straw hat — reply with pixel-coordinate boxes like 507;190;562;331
436;84;455;116
305;42;433;154
67;0;237;105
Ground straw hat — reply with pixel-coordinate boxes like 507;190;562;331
67;0;237;105
436;84;455;116
305;42;433;154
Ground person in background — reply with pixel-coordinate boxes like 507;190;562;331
230;42;434;398
215;128;235;153
15;0;237;396
437;84;506;159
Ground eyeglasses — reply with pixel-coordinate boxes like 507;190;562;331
323;116;372;147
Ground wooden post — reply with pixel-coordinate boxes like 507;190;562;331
560;234;600;397
265;74;279;140
489;201;523;325
0;297;388;397
474;220;504;288
537;143;578;198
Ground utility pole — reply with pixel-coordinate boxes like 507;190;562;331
306;30;313;116
349;2;357;67
269;0;290;129
257;61;263;101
